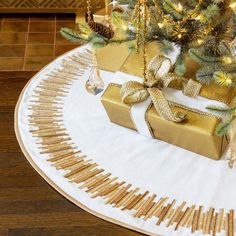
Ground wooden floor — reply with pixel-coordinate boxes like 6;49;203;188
0;72;143;236
0;13;80;71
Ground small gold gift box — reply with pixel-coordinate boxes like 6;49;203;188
101;84;228;160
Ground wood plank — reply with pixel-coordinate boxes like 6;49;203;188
0;71;143;236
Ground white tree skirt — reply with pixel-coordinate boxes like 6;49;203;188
15;44;236;236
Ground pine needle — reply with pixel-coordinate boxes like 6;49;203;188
189;48;222;65
60;27;88;43
206;105;235;117
215;116;236;136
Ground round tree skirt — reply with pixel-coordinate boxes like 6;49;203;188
15;44;236;236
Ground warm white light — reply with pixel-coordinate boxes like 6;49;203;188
195;15;201;20
177;3;183;11
158;23;164;28
223;57;232;64
230;2;236;9
177;34;182;39
226;78;232;84
197;39;203;44
122;24;128;30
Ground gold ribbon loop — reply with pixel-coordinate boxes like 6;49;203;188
120;55;202;123
120;81;149;104
148;87;186;122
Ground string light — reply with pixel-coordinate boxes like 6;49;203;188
195;15;201;20
177;3;183;11
158;23;164;28
226;78;233;85
177;34;182;39
230;2;236;9
223;57;232;64
122;24;128;30
197;39;203;45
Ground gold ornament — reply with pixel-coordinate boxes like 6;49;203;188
85;0;104;95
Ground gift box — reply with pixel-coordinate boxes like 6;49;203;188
101;83;228;160
97;44;130;72
98;42;236;104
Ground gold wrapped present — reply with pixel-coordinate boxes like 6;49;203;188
97;44;130;72
98;42;236;104
101;83;228;160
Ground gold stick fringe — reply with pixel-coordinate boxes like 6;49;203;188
181;205;196;227
116;188;140;208
156;199;176;226
65;163;97;178
228;210;234;236
27;50;235;236
80;173;111;190
73;169;104;184
40;145;74;154
92;181;126;199
47;151;80;162
201;213;206;232
37;137;71;145
167;201;186;227
87;177;119;194
121;189;143;210
105;187;122;200
134;198;145;211
218;208;225;233
175;207;190;230
187;210;195;228
71;163;103;183
136;194;157;218
107;184;132;205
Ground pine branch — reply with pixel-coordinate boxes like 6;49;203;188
156;40;175;54
215;116;236;136
218;40;232;56
111;12;127;30
195;66;216;84
174;53;186;76
60;27;88;44
206;105;235;117
162;0;184;20
189;48;222;65
198;4;220;23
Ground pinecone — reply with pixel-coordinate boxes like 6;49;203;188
112;6;124;13
88;21;114;40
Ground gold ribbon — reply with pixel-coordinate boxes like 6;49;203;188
120;55;202;122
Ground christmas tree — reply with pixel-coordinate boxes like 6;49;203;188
61;0;236;148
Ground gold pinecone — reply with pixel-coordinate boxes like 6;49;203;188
88;21;114;40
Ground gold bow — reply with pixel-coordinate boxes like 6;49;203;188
120;55;202;122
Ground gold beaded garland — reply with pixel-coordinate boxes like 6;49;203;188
142;0;148;83
136;0;141;54
86;0;92;22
